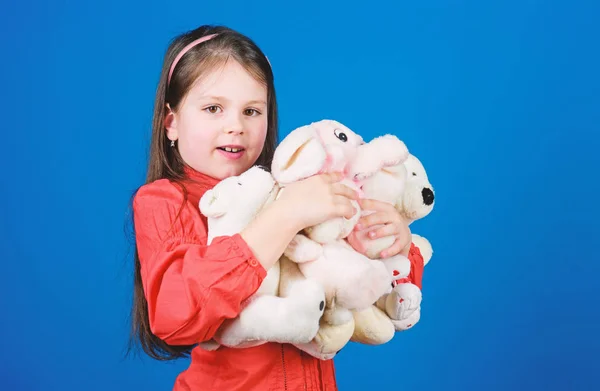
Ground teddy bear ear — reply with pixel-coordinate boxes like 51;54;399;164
199;189;227;218
271;124;328;185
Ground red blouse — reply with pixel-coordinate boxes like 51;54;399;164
133;167;424;390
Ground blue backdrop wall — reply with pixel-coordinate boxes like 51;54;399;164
1;1;599;390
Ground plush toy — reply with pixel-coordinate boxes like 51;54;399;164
271;119;409;244
345;160;410;345
271;119;411;359
277;255;354;360
350;153;436;343
385;153;435;329
397;154;435;226
282;234;408;359
197;166;326;350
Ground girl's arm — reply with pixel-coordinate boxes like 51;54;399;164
240;171;358;270
133;173;357;346
134;182;270;346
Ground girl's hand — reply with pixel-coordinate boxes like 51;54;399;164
276;172;359;231
355;198;412;258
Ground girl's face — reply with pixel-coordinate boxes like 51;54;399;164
165;59;268;180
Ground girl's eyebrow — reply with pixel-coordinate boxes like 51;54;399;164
246;99;267;106
197;95;266;106
197;95;228;102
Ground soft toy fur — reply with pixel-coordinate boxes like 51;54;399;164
197;166;326;350
344;161;411;344
385;153;435;329
270;119;411;359
271;119;409;244
398;154;435;225
349;153;436;343
278;255;354;360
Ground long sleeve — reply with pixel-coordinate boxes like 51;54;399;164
407;242;425;289
133;179;267;346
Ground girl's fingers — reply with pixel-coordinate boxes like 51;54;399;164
380;237;405;259
322;171;345;183
359;198;396;213
333;197;356;219
332;183;359;200
369;223;400;239
357;212;391;230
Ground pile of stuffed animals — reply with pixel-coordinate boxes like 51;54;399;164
198;120;436;359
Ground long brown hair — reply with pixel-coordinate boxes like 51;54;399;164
127;25;278;360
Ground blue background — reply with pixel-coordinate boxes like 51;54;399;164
1;0;599;390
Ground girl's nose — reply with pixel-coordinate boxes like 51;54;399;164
223;114;244;134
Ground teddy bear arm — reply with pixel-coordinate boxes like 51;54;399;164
411;234;433;266
217;287;325;347
384;283;422;322
284;234;323;263
294;315;355;359
302;245;391;311
390;307;421;331
350;306;395;345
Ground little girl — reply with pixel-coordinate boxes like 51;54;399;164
130;24;419;391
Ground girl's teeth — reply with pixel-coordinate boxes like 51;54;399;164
224;147;241;152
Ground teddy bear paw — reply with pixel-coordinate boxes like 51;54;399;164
386;283;422;321
285;234;322;263
338;260;392;310
390;307;421;331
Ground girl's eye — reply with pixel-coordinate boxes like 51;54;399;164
244;108;261;116
205;106;221;114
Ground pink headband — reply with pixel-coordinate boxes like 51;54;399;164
167;33;271;86
168;34;218;86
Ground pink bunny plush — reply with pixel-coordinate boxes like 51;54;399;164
270;119;410;359
271;119;409;244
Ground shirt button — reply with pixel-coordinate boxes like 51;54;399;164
249;259;258;267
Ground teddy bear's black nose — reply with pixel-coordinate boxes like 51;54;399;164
422;188;434;205
319;301;325;311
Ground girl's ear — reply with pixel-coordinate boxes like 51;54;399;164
164;104;178;142
271;125;327;185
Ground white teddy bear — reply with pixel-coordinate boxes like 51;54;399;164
385;153;435;330
197;166;326;350
334;153;436;347
365;153;436;334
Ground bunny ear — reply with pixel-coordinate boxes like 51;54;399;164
271;124;328;184
349;135;409;181
199;189;227;218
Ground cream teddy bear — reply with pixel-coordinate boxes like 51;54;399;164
349;153;436;344
197;166;326;351
386;153;435;329
345;161;410;345
270;119;410;359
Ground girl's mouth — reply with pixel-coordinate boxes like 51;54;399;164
217;146;246;160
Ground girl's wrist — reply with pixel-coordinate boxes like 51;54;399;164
269;196;305;234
